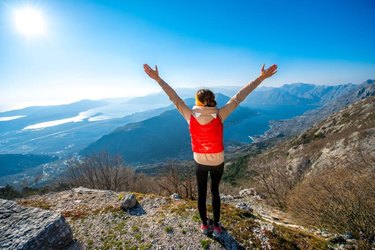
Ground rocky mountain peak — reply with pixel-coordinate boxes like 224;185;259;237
3;187;334;249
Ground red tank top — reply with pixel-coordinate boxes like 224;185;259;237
189;114;224;154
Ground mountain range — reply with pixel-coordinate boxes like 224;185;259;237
245;90;375;179
82;95;259;164
251;79;375;141
0;81;371;181
82;81;365;164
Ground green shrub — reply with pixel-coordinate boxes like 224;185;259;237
200;239;210;249
164;226;173;234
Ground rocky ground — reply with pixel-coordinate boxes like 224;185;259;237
14;187;336;249
0;199;75;249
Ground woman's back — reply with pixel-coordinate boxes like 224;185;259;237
143;63;278;165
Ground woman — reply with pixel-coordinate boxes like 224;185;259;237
144;63;277;237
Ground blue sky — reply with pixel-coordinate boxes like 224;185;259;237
1;0;374;110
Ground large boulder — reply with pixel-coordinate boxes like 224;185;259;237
0;199;75;249
120;193;137;210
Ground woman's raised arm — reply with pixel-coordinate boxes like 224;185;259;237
219;64;278;121
143;64;191;121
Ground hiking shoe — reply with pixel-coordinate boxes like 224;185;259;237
213;223;222;237
200;218;214;235
207;218;214;234
200;224;209;235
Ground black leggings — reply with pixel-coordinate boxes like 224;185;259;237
195;161;224;226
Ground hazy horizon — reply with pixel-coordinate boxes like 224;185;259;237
1;79;373;113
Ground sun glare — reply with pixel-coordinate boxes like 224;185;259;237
14;7;46;37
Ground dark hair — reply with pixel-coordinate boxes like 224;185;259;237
196;89;217;107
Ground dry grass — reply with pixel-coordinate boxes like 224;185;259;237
61;204;120;220
287;163;375;245
17;198;52;210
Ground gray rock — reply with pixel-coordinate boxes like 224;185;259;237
72;186;95;194
239;188;257;197
159;198;167;205
235;202;254;212
72;186;112;194
120;193;137;210
317;228;331;237
0;199;74;250
170;193;181;200
220;194;234;201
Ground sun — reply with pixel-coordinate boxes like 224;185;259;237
14;7;46;37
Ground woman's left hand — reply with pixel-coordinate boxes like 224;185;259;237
144;64;160;81
260;64;278;80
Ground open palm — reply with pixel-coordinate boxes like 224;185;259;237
260;64;278;79
143;64;160;81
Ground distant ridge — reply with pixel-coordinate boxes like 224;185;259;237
252;79;375;141
81;94;258;164
82;81;371;164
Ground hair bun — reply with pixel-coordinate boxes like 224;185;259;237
207;99;217;107
196;89;217;107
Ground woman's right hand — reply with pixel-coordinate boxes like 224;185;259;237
143;64;160;81
260;64;278;80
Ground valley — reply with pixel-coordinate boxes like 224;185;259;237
0;81;372;187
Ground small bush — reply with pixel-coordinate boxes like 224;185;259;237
139;243;152;250
87;239;94;248
156;161;197;200
117;193;124;201
200;239;211;249
134;233;142;242
132;225;139;232
192;213;201;223
164;226;173;234
63;152;159;194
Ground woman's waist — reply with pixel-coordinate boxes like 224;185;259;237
193;151;224;166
